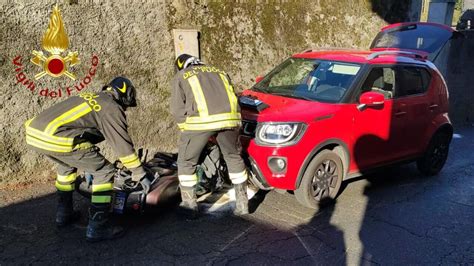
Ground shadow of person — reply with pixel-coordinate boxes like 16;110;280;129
356;164;426;265
248;189;270;213
292;199;347;265
352;132;455;264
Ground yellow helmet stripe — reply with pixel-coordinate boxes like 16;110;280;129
118;82;127;93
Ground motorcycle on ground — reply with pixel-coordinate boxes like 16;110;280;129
76;138;244;214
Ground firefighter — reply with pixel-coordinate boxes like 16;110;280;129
171;54;249;218
25;77;150;242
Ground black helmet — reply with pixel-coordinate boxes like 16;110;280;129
175;53;202;71
103;77;137;109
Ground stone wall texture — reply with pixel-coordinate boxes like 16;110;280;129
439;30;474;126
0;0;395;185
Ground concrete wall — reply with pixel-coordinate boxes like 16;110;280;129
0;0;410;185
463;0;474;11
436;30;474;125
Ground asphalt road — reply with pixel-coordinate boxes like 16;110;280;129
1;127;473;265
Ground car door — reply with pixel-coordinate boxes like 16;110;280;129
352;66;406;170
392;65;433;157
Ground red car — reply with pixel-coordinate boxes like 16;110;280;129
240;22;455;208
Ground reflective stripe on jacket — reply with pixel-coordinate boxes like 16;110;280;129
171;65;241;131
25;92;142;170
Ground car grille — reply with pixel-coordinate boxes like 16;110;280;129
241;120;257;137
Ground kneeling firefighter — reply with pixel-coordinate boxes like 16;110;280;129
171;54;249;217
25;77;151;242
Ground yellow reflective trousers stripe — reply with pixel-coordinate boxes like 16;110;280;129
187;75;209;117
55;181;75;191
119;153;141;169
178;174;198;187
229;170;248;184
91;195;112;203
57;173;77;183
44;102;92;135
56;173;77;191
92;183;114;192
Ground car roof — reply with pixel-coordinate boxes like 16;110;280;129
292;49;431;65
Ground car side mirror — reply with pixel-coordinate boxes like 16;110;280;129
358;91;385;111
255;75;264;84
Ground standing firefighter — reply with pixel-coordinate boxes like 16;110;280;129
25;77;150;242
171;54;249;217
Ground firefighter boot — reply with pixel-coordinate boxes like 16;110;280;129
86;204;124;242
178;185;199;219
234;182;249;215
56;191;80;227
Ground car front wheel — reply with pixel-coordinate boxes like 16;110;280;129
416;131;451;176
295;150;343;209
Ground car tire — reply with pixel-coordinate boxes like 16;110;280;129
295;150;343;209
416;131;451;176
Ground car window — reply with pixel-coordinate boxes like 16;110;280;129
370;24;453;54
254;58;361;103
268;59;314;87
396;66;430;97
360;67;396;99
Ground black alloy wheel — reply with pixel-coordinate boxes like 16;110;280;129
417;131;451;176
295;150;343;209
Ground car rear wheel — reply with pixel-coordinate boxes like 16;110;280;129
295;150;343;209
416;131;451;176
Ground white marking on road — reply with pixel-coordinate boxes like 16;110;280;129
219;225;255;252
206;225;255;266
294;231;318;263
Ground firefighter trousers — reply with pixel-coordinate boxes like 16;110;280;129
44;146;115;205
177;128;248;187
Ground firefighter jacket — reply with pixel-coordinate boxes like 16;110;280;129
25;91;143;171
171;65;241;131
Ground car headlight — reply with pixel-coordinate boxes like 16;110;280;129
256;122;306;146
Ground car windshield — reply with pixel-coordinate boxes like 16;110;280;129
253;58;361;103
